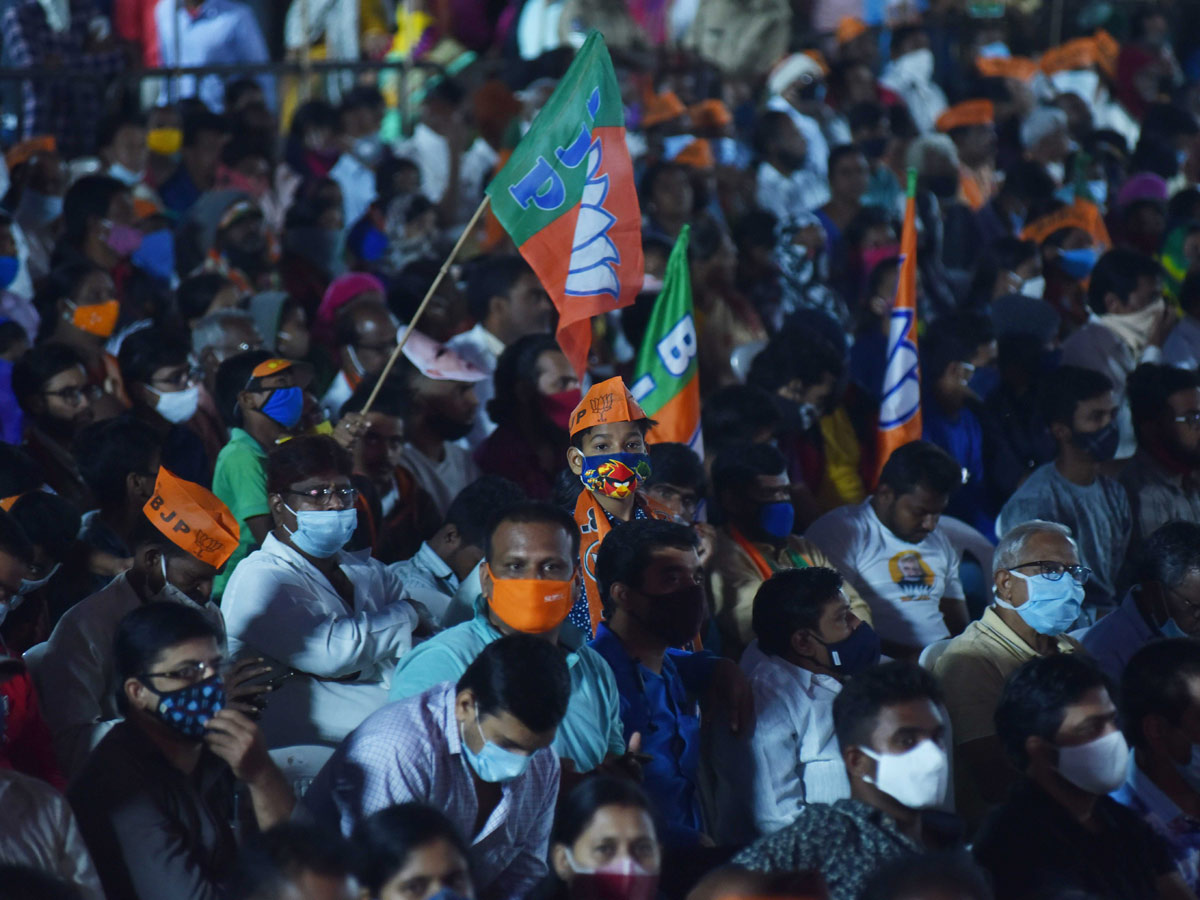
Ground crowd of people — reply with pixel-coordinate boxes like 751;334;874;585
5;0;1200;899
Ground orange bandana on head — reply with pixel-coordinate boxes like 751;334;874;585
569;377;648;437
975;56;1039;81
642;91;687;128
936;100;994;132
835;16;868;45
5;135;55;171
485;564;575;634
143;468;241;570
1040;38;1098;76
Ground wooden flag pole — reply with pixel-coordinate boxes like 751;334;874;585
359;195;491;416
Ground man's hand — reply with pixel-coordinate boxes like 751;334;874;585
694;523;717;571
204;708;273;784
595;732;652;783
224;658;274;715
703;658;755;737
332;412;369;452
1150;303;1179;349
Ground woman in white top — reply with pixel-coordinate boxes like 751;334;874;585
223;434;424;748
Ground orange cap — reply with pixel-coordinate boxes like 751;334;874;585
569;376;648;437
246;357;314;389
5;135;56;170
485;564;574;634
975;56;1039;81
143;468;241;570
674;138;715;170
0;493;23;512
1040;38;1097;76
642;91;687;128
688;99;732;130
835;16;869;45
1092;30;1118;79
936;99;995;132
802;49;830;77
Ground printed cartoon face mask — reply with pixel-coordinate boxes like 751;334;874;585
579;453;652;498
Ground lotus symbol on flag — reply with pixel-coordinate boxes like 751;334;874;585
565;141;621;299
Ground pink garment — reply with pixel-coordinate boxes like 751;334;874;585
314;273;386;347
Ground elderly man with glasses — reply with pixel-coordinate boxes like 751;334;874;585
931;519;1088;828
1083;521;1200;685
222;434;427;749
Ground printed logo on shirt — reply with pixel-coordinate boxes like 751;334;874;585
888;551;935;602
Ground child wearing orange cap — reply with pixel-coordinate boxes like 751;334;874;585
565;376;659;637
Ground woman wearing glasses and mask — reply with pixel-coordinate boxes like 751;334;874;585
222;434;429;748
70;601;294;900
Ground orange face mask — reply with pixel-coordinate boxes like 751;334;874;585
485;563;574;634
70;299;120;338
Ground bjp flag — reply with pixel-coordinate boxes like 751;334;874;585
876;170;921;481
485;32;643;377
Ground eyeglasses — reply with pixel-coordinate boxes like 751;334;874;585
1010;561;1092;585
42;384;99;404
142;658;223;684
151;366;203;390
286;485;358;505
1174;411;1200;428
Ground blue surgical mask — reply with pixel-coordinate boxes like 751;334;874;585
283;505;358;558
261;385;303;429
132;229;176;282
1162;617;1189;639
17;189;63;225
0;255;17;290
460;704;533;783
995;571;1084;635
1058;247;1098;280
19;561;60;596
143;674;226;741
758;501;795;539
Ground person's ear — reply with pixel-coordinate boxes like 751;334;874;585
135;542;162;576
551;844;573;881
843;745;874;780
610;581;631;611
994;569;1013;602
479;560;493;599
1049;420;1071;444
1024;734;1054;775
442;524;461;550
875;483;895;507
454;688;475;725
238;389;257;414
789;629;815;658
124;676;150;711
268;492;288;522
567;446;584;476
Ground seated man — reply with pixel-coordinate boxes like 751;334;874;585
302;634;569;900
589;519;751;847
709;441;871;659
1121;364;1200;555
222;435;423;748
227;824;357;900
38;468;241;777
806;440;967;660
387;476;525;625
933;520;1086;826
732;662;957;900
390;502;625;775
1115;638;1200;894
2;489;81;653
996;366;1131;609
714;567;880;843
69;603;294;900
975;654;1186;900
320;280;395;421
1083;521;1200;682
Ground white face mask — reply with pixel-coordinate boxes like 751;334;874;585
108;162;142;186
1045;160;1066;185
151;383;201;424
1020;275;1046;299
1056;728;1130;795
861;738;949;809
896;48;935;84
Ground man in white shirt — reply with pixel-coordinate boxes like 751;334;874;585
449;256;553;448
222;435;423;748
754;111;830;225
302;634;569;900
713;566;881;843
36;469;241;776
806;440;967;660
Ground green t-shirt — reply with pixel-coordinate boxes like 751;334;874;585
212;427;269;599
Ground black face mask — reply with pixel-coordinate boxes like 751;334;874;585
1071;421;1120;461
860;136;888;160
428;412;473;442
922;174;959;200
631;583;706;646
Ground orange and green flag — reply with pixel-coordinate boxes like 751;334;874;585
486;32;643;377
876;169;921;480
631;225;701;452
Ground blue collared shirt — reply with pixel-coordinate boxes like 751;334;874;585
154;0;274;111
588;624;717;845
1080;590;1159;683
1112;756;1200;892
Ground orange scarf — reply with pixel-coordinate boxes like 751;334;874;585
729;526;811;580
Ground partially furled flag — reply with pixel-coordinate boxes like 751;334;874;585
631;225;702;452
876;170;921;480
485;31;643;377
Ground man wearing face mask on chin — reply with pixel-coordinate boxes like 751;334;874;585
589;520;754;850
69;602;294;900
998;366;1131;611
37;468;261;777
1062;248;1178;459
934;521;1087;827
975;654;1191;900
302;634;570;900
223;434;426;748
709;443;872;661
1114;639;1200;894
212;353;312;599
733;662;959;900
712;567;881;844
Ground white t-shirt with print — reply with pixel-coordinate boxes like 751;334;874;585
806;499;963;649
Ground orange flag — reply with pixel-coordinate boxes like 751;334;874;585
876;170;921;480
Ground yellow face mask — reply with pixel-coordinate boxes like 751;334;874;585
146;127;183;156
